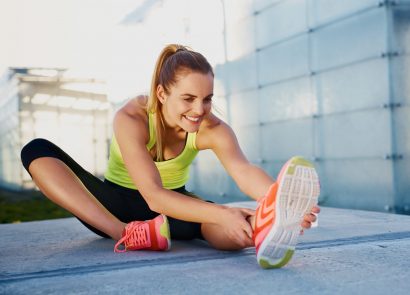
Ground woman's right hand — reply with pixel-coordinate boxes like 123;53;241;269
217;206;255;248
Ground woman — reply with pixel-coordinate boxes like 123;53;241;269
21;44;320;269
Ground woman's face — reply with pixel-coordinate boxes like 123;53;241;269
158;71;214;133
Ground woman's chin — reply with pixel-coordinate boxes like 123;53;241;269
182;125;200;133
181;118;201;132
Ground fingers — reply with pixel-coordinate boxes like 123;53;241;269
222;207;257;248
301;206;320;230
236;231;254;248
301;220;311;229
229;229;254;248
240;230;255;247
244;236;255;247
238;213;254;245
233;208;255;239
304;213;317;223
311;206;320;214
301;213;317;229
241;218;254;239
240;208;255;217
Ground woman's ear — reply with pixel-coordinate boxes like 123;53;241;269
156;85;166;104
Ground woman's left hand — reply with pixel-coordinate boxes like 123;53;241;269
300;205;320;234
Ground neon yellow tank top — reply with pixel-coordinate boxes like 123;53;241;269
104;112;199;190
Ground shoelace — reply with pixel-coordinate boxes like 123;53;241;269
114;221;151;253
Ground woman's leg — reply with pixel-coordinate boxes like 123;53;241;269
21;138;125;240
172;187;256;250
201;224;243;250
28;157;125;240
201;215;256;251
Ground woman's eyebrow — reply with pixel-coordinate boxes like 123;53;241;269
181;93;197;97
181;93;213;99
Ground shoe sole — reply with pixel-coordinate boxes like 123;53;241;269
257;157;320;269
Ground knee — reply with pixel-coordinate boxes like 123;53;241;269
21;138;50;160
21;138;53;172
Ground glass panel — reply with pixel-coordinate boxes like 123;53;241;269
190;34;225;59
319;158;394;212
258;34;309;85
391;55;410;105
256;0;307;48
394;158;410;213
230;90;259;127
394;106;410;155
259;76;315;121
223;0;254;24
317;109;391;159
254;0;282;11
192;150;231;202
392;6;410;54
261;118;314;161
234;125;261;163
226;16;256;61
315;58;389;114
311;8;387;71
215;65;228;96
212;95;229;122
225;53;258;93
308;0;379;27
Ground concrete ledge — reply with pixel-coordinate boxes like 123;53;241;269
1;203;410;294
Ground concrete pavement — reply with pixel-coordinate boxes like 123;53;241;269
1;202;410;294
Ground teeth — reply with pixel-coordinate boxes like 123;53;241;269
185;116;200;122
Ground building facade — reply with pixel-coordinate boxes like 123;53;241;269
190;0;410;214
0;68;112;190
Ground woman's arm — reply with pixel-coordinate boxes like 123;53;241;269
113;102;254;243
196;114;274;201
198;114;320;232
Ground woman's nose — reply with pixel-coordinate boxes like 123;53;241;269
193;102;205;115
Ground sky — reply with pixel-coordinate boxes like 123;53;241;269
0;0;143;101
0;0;140;69
0;0;225;102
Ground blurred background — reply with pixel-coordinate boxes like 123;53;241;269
0;0;409;223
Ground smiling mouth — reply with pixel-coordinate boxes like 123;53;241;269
184;115;201;123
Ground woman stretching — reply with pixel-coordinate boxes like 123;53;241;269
21;44;320;269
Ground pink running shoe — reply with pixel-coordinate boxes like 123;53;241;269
253;156;320;268
114;214;171;253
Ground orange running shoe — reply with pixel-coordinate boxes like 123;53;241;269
253;156;320;268
114;214;171;253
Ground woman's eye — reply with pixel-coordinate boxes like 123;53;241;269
184;98;194;102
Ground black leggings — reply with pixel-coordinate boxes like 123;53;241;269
20;138;205;240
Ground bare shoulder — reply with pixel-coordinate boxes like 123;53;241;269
115;95;148;121
113;95;149;142
119;95;148;116
196;113;234;150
